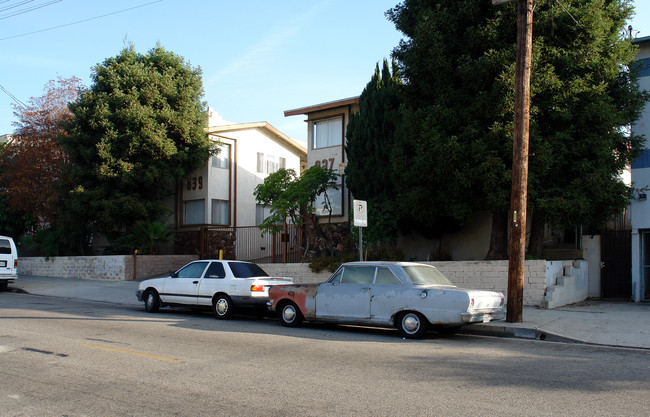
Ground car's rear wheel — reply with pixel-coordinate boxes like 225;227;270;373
144;290;160;313
397;311;428;339
0;281;8;292
213;294;234;319
279;301;303;327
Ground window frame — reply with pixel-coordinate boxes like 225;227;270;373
312;116;343;150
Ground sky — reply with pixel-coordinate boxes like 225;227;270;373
1;0;649;144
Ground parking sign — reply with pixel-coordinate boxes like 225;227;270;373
353;200;367;227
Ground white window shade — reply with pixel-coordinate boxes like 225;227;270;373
211;199;229;225
184;199;205;224
313;117;342;149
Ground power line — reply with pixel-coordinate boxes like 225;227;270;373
555;0;585;30
0;0;39;13
0;0;163;41
0;84;28;108
0;0;62;20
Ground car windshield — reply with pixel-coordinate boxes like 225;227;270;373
228;262;269;278
403;265;454;286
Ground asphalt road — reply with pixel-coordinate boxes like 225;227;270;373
1;292;648;416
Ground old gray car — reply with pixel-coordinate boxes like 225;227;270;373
267;261;506;338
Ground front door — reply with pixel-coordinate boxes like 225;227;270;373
640;231;650;301
315;266;375;320
600;230;631;299
161;261;209;305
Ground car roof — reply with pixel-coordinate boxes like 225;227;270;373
340;261;435;268
192;260;252;263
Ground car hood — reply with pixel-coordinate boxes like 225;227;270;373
138;277;169;289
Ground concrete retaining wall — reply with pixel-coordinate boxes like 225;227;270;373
18;256;556;307
19;255;198;281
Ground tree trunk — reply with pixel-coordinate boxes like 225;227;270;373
527;213;545;259
486;211;508;260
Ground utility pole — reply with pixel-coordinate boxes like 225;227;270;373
493;0;533;323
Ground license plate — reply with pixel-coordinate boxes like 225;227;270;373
0;260;6;267
482;314;491;323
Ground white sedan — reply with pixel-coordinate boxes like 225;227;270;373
268;261;506;338
136;260;292;318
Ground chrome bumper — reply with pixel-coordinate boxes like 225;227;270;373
461;309;506;323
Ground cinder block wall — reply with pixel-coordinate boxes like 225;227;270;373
19;255;198;281
18;256;128;281
432;260;547;307
19;257;547;306
260;260;547;306
260;263;332;284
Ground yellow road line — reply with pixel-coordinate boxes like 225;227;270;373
82;343;182;362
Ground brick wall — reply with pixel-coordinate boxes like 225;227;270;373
125;255;199;280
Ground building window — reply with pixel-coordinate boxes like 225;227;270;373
212;144;230;169
314;186;343;217
313;117;342;149
256;204;272;226
184;199;205;225
211;199;229;225
257;153;286;174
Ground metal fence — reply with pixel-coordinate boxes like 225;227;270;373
202;225;302;263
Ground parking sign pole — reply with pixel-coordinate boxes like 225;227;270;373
353;200;368;262
359;227;363;261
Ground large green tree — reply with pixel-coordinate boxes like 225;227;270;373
387;0;648;259
59;45;214;244
345;59;402;245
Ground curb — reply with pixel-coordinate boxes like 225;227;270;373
460;323;581;344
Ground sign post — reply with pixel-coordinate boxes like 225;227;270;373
353;200;367;261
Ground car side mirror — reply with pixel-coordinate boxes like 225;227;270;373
170;271;178;278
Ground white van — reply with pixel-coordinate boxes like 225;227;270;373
0;235;18;291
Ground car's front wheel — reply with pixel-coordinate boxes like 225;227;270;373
213;294;234;319
396;311;428;339
279;301;303;327
144;290;160;313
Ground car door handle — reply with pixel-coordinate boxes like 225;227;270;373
193;280;199;284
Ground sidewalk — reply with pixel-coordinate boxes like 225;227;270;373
6;275;650;349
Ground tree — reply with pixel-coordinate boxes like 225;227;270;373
0;148;36;238
345;59;402;245
387;0;648;259
254;166;340;256
0;76;81;224
58;45;214;244
111;220;175;255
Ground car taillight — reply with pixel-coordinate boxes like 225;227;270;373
469;297;475;308
14;259;17;268
251;284;265;292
